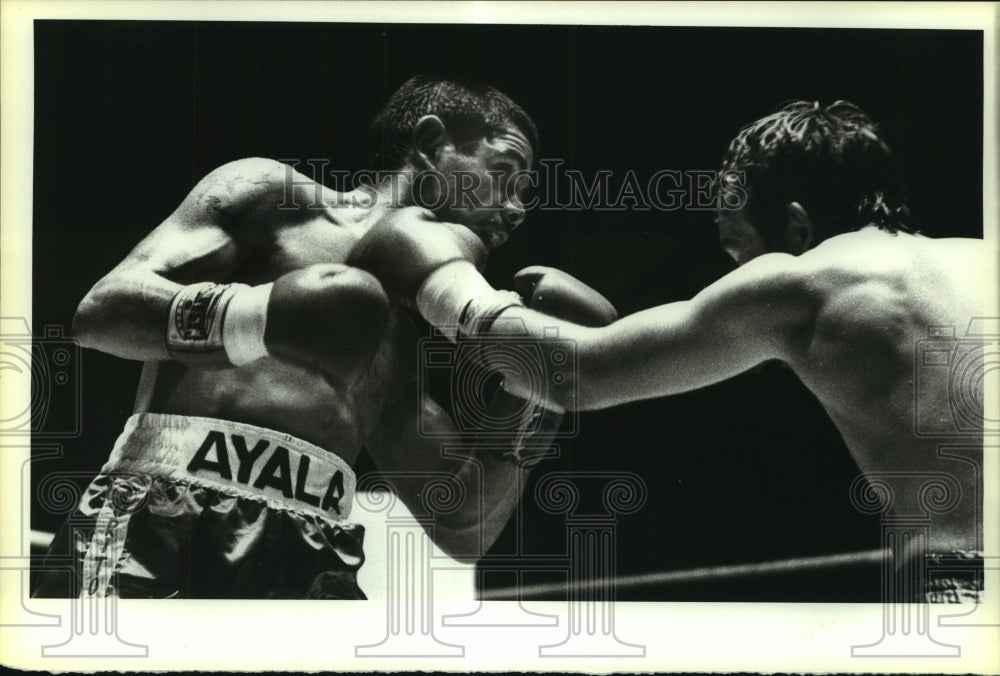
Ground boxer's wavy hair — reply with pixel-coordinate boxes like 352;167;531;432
368;74;539;171
718;100;914;244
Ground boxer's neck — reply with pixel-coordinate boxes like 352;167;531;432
341;169;421;233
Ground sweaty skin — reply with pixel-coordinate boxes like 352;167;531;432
490;226;986;556
76;158;397;457
73;149;534;559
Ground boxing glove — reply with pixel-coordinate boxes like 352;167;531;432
346;207;488;309
262;264;390;382
165;264;389;386
512;266;618;326
473;269;615;469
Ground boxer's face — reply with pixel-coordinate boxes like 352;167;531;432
416;120;534;250
715;207;768;266
438;127;534;249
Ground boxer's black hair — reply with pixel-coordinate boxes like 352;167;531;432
368;74;539;171
718;100;914;245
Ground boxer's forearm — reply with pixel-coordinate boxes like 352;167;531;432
73;270;180;361
370;388;552;561
430;453;532;559
492;301;760;410
478;305;590;412
368;439;531;560
433;387;562;557
481;383;564;463
570;299;787;410
486;269;807;411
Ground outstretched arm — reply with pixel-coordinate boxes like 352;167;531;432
347;211;816;412
569;253;816;408
436;253;818;411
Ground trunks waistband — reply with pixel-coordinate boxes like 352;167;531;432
103;413;355;521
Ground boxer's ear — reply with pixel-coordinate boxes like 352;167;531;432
413;115;448;169
783;202;814;254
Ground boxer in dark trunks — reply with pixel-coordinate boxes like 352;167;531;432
33;74;617;599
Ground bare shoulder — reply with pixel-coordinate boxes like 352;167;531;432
796;229;984;291
685;251;820;359
702;250;816;303
794;230;985;348
112;158;317;273
685;251;820;335
784;233;906;326
196;157;288;196
161;157;345;238
187;157;316;221
694;235;929;361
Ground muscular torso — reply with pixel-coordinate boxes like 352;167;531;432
142;184;418;466
788;230;985;552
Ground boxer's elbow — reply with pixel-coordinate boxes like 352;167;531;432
428;523;485;562
71;291;100;348
72;276;127;352
545;330;595;411
76;270;201;360
571;330;625;411
432;511;505;562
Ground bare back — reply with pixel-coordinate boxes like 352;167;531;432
783;230;984;552
568;227;986;555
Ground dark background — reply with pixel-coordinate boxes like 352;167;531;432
30;21;983;601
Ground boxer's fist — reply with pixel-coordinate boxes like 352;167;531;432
347;207;487;308
264;264;390;385
513;266;617;327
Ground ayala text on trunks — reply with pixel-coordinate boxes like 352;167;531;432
186;430;345;515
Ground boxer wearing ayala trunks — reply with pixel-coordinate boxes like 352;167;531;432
33;75;618;599
355;101;987;603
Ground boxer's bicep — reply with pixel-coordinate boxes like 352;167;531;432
111;157;309;279
73;159;282;359
127;158;299;276
578;255;815;408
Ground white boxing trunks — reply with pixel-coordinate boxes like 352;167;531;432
33;413;367;599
